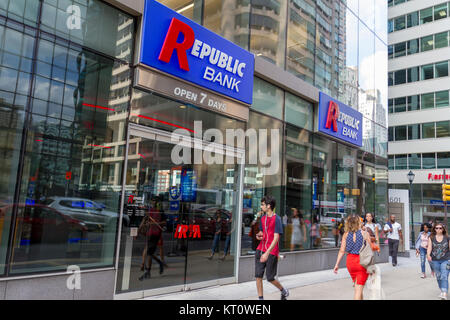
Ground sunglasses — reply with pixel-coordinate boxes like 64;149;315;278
435;227;443;230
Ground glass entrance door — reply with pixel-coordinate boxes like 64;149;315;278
115;126;243;297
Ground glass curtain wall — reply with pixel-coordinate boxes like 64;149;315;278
0;0;134;275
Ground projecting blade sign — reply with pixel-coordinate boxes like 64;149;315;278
139;0;254;105
318;92;363;147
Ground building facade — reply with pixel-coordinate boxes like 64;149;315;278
387;0;450;240
0;0;387;299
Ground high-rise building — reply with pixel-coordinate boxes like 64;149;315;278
387;0;450;232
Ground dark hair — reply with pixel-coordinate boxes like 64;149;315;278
364;212;376;224
420;223;432;232
261;196;276;210
431;223;447;238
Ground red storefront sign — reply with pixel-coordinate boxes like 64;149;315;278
428;173;450;181
174;224;201;239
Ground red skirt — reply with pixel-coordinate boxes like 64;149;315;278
346;253;369;285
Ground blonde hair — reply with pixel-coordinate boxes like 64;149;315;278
345;215;361;233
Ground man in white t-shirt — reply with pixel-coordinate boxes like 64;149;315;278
384;215;403;266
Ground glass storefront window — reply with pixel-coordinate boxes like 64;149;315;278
252;77;283;120
435;90;449;108
284;92;312;130
10;38;131;274
422;153;436;169
436;120;450;138
283;124;312;252
241;111;282;256
0;21;30;274
421;122;435;139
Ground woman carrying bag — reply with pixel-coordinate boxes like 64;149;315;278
333;215;373;300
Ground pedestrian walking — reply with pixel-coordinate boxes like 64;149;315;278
426;223;449;300
363;213;380;247
415;223;433;278
254;196;289;300
383;215;403;266
208;211;223;260
333;215;372;300
138;196;166;280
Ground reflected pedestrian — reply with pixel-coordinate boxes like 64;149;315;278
427;223;449;300
333;215;372;300
208;211;222;260
415;223;433;278
220;216;233;260
290;208;306;251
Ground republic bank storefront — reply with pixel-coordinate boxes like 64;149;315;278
0;0;388;299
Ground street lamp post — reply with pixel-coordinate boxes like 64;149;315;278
407;171;415;249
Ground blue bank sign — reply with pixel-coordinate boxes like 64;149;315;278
140;0;254;105
318;92;363;147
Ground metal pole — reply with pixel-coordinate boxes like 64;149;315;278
409;181;414;249
444;169;448;228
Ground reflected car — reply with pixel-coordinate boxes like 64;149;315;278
43;197;129;231
0;204;88;244
320;212;345;226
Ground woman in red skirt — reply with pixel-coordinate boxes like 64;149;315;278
333;215;372;300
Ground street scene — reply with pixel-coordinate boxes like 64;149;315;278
0;0;448;302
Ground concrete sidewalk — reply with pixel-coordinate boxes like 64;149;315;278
143;250;447;300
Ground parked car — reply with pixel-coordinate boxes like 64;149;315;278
43;197;129;231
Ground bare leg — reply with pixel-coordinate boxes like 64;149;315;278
269;279;284;291
354;284;364;300
256;278;264;297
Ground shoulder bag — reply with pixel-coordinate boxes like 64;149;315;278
359;236;375;269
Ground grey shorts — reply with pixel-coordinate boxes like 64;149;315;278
255;250;278;281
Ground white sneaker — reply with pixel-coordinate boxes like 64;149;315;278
441;293;447;300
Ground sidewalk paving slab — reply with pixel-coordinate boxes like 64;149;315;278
142;251;446;300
